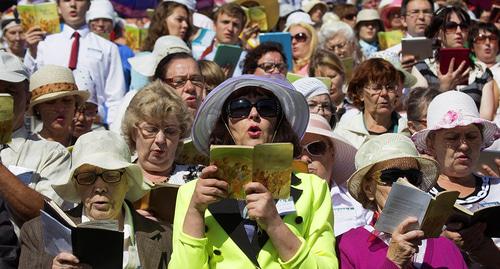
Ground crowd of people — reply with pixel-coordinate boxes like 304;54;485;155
1;0;500;268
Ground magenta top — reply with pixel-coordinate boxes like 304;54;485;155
337;227;467;269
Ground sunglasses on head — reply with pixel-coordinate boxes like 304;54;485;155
303;140;328;156
374;168;423;187
292;32;309;43
226;98;280;118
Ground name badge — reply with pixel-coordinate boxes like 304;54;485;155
87;47;103;60
276;196;296;216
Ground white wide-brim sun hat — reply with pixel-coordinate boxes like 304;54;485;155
128;35;191;77
28;65;89;114
52;130;150;203
192;74;309;156
412;91;500;154
347;133;439;206
305;113;357;185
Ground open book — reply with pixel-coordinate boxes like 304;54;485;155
175;139;209;166
17;2;60;34
41;200;123;269
124;24;148;51
449;204;500;238
210;143;293;200
377;30;404;50
0;94;13;144
375;179;459;238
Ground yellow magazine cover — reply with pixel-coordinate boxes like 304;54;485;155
377;30;404;50
17;2;60;34
210;143;293;200
0;94;14;144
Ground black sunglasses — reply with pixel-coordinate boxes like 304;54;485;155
343;13;356;21
444;21;468;33
375;168;423;187
292;32;308;43
303;140;328;156
226;98;280;118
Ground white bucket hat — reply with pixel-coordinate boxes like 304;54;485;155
52;130;150;203
293;77;330;100
85;0;117;25
305;113;357;184
369;51;417;88
355;9;383;29
302;0;328;13
128;35;191;77
284;11;315;31
412;91;500;153
28;65;89;114
347;133;439;206
192;74;309;156
0;51;29;83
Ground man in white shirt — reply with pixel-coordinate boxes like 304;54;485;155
23;0;126;126
0;51;70;229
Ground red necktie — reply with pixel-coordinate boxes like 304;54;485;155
68;32;80;70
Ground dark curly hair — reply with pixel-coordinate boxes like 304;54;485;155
242;42;287;74
141;1;192;51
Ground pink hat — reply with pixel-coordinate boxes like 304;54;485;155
412;91;500;154
305;113;357;184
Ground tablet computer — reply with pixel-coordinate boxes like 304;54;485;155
401;37;433;61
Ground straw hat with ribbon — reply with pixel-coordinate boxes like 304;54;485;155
28;65;89;115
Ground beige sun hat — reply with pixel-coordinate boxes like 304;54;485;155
347;133;439;207
305;113;357;184
28;65;89;115
355;9;383;29
52;130;150;203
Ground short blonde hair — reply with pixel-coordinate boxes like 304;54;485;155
121;80;192;152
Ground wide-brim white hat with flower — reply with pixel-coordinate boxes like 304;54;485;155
412;91;499;154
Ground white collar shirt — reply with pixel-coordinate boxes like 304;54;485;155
24;24;126;125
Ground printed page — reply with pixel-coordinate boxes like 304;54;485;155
253;143;293;199
420;191;459;237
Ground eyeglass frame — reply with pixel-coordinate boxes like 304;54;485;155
443;21;468;34
226;98;281;119
162;74;205;89
405;9;433;18
364;83;399;94
291;32;309;43
135;123;182;139
371;168;423;187
256;62;288;73
74;169;125;185
302;140;329;157
473;33;499;44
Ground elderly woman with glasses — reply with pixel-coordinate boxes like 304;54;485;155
169;75;338;268
337;133;467;269
334;58;409;149
412;91;500;268
412;6;496;116
18;131;172;269
318;21;364;67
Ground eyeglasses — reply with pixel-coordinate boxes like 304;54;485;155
343;13;357;21
292;32;309;43
226;98;280;118
358;21;380;29
308;101;333;113
136;123;181;139
327;42;347;51
75;104;97;119
303;140;328;156
442;133;482;148
474;34;499;44
406;9;433;18
163;75;204;89
364;84;398;93
74;170;125;185
373;168;423;187
257;62;288;73
444;21;468;33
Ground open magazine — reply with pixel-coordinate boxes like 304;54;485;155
210;143;293;200
17;2;60;34
41;200;123;268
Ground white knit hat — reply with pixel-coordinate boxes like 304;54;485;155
293;77;329;100
284;11;315;31
85;0;117;25
128;35;191;77
29;65;89;114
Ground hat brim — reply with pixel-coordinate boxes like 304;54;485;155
52;152;149;203
347;156;439;206
128;53;157;77
28;90;90;115
412;117;499;154
306;126;357;184
0;72;28;83
192;76;309;156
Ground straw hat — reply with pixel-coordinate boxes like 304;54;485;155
0;51;29;83
192;74;309;156
28;65;89;114
412;91;500;154
234;0;279;30
52;130;150;203
128;35;191;77
347;133;439;206
355;9;383;29
305;113;357;184
369;51;417;88
293;77;329;99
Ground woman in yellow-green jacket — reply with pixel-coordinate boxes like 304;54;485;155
169;75;338;268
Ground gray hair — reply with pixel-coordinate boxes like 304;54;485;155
318;21;355;47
